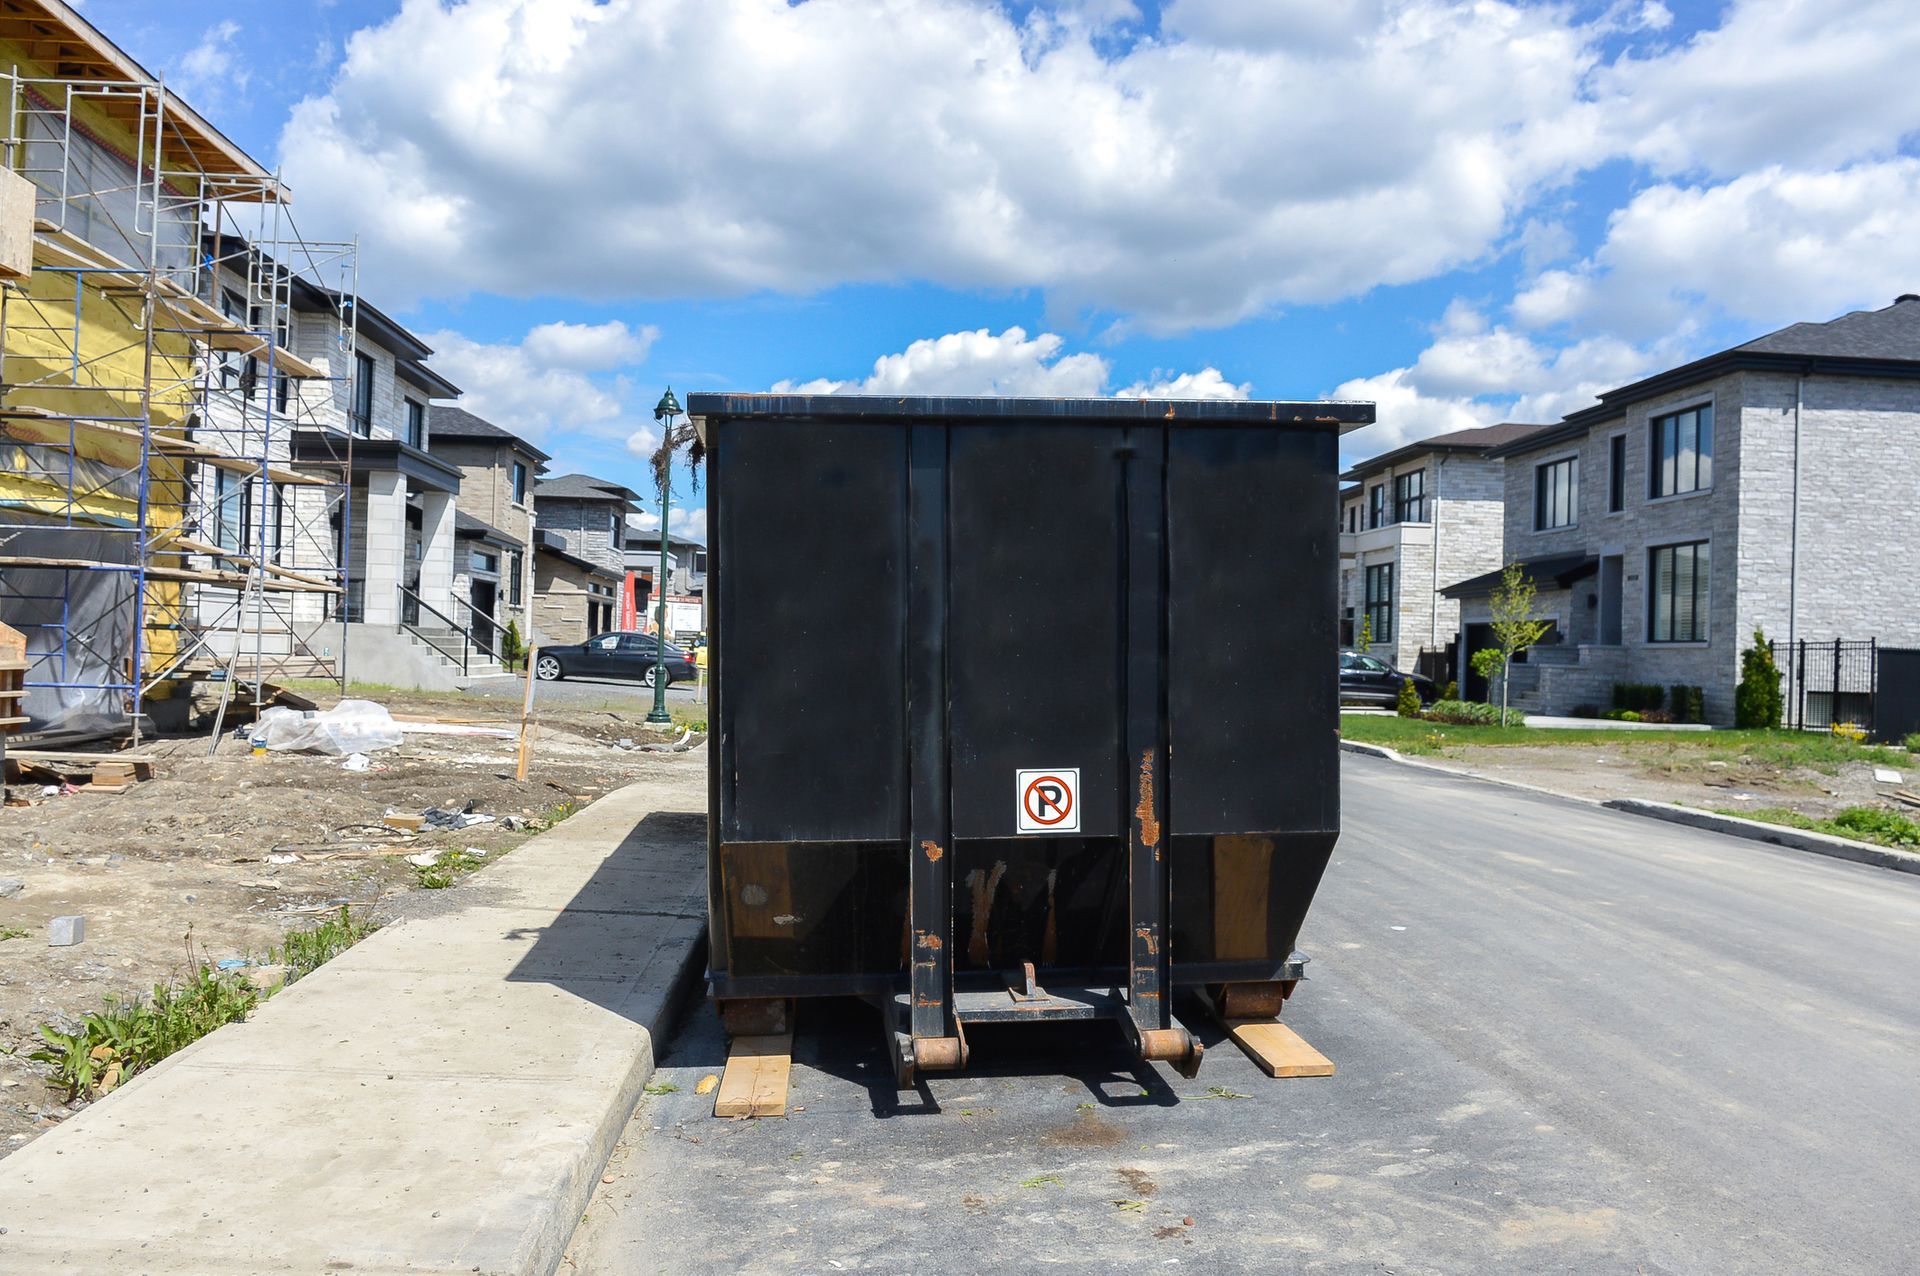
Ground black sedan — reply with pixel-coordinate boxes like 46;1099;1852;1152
1339;649;1437;706
534;631;696;686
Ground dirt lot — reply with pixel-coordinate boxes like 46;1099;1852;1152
0;686;701;1157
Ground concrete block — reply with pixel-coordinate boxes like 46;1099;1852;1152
0;876;24;898
48;915;85;946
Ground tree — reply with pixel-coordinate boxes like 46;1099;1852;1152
501;619;525;671
1736;628;1784;728
1476;562;1552;721
1357;611;1373;650
1396;677;1422;718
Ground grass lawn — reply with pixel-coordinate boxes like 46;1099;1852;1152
1340;713;1914;773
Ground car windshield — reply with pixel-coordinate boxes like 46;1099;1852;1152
1359;656;1391;672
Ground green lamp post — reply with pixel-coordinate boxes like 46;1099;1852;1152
645;387;682;725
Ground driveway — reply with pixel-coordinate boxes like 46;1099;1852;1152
570;754;1920;1274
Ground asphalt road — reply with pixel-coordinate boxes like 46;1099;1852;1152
570;754;1920;1274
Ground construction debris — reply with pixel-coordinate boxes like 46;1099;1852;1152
47;916;86;947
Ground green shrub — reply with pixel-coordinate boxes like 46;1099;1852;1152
1669;685;1705;724
1611;682;1665;713
1735;629;1784;729
1424;699;1525;727
31;964;256;1101
1604;708;1642;722
1906;733;1920;754
1441;680;1458;701
1830;806;1920;846
500;619;526;671
275;906;378;983
1396;678;1422;718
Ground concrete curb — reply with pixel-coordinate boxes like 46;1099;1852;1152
1341;738;1920;876
0;781;710;1276
1603;799;1920;876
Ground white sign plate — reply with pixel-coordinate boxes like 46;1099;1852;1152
1016;768;1080;834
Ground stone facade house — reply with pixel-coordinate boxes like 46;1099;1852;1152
1446;295;1920;724
1337;423;1546;676
426;406;550;655
531;474;639;645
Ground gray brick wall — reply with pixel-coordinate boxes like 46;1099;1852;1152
536;497;626;576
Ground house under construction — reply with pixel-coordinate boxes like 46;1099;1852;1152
0;0;365;745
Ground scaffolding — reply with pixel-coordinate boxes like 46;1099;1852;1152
0;65;361;744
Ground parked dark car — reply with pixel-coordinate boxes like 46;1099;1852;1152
1339;649;1436;706
534;631;696;686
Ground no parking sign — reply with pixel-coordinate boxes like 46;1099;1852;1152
1015;768;1079;834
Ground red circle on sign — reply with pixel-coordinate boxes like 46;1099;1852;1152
1022;774;1073;826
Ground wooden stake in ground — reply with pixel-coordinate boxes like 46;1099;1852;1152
515;647;539;782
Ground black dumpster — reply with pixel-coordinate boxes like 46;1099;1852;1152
689;393;1374;1084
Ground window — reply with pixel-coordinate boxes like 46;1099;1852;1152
1364;563;1394;643
1392;469;1427;524
511;461;529;505
212;469;243;552
351;353;375;437
243;481;284;564
1368;484;1386;529
1345;506;1357;533
1608;434;1626;513
1649;541;1710;643
1534;456;1577;530
609;509;621;539
470;550;498;573
405;400;426;450
507;550;524;606
1651;404;1713;497
275;317;293;414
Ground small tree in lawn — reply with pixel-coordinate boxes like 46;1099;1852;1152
1476;562;1552;722
1736;628;1784;728
1396;677;1422;718
1357;611;1373;651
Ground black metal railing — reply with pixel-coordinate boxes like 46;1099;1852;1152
396;584;502;677
1771;638;1877;731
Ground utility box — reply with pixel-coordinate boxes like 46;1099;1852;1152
689;393;1374;1084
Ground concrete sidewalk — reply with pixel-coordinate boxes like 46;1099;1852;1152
0;779;707;1276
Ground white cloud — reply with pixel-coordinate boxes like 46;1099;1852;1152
627;505;707;543
175;20;249;100
1513;161;1920;339
523;320;656;371
1114;367;1248;400
1595;0;1920;178
281;0;1610;327
424;319;660;458
776;327;1110;396
775;326;1243;401
1331;367;1499;460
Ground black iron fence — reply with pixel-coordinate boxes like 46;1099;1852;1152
1771;638;1877;731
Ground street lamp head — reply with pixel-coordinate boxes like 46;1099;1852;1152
653;387;682;422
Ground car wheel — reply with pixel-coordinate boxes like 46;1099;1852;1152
535;655;563;681
641;665;658;689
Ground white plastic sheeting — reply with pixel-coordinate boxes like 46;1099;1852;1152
256;699;405;755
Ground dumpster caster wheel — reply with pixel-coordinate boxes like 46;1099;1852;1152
1136;1026;1205;1080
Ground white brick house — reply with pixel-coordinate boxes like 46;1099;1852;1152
1447;295;1920;723
1337;423;1547;676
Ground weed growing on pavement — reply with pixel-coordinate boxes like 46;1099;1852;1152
31;935;257;1100
1719;805;1920;849
275;906;379;981
643;1082;680;1095
1020;1175;1062;1189
0;925;30;941
415;847;486;889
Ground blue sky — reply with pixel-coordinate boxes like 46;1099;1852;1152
86;0;1920;541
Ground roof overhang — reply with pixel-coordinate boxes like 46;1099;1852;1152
397;359;462;401
289;431;464;495
1443;554;1599;600
0;0;277;200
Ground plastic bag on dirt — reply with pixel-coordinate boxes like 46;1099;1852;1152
256;700;406;756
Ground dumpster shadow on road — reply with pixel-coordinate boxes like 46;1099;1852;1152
500;810;710;1027
756;999;1183;1118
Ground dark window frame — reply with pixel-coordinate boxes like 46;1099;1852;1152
1648;541;1710;644
511;460;529;505
351;352;375;437
1650;403;1713;498
507;549;524;606
404;399;426;450
1607;433;1626;513
1534;455;1578;530
1392;468;1427;524
1364;562;1394;644
1368;484;1386;529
